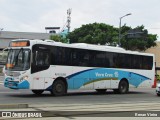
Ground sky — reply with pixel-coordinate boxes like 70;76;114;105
0;0;160;39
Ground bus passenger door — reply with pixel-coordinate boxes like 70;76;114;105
31;46;50;90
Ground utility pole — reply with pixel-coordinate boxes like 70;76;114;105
66;8;72;33
118;13;131;46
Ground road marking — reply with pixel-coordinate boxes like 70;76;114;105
0;91;21;94
31;102;160;111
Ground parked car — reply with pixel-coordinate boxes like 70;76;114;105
156;82;160;96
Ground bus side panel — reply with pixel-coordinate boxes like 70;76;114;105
67;68;152;90
124;69;154;88
67;67;91;90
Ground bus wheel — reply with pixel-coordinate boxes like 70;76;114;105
32;90;44;95
51;80;66;96
96;89;106;93
118;80;129;94
157;93;160;96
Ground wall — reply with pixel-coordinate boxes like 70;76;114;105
145;41;160;75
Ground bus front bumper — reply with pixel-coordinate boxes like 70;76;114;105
4;77;30;89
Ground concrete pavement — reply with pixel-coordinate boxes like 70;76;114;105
1;102;160;119
0;76;160;120
1;102;160;111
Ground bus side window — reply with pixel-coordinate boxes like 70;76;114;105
35;51;49;66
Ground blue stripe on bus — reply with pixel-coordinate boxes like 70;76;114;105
66;69;94;79
46;68;150;90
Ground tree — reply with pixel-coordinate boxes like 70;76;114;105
50;35;68;43
120;25;157;51
68;23;157;51
68;23;118;45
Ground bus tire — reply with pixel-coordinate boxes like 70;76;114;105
32;90;44;95
118;80;129;94
96;89;106;93
157;93;160;96
51;80;66;96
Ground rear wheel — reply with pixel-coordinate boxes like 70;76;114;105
32;90;44;95
51;80;67;96
118;80;129;94
114;80;129;94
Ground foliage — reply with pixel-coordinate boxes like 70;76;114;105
50;35;68;43
68;23;157;51
120;25;157;51
156;74;160;81
68;23;118;45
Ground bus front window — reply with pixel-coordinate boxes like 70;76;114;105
6;49;30;71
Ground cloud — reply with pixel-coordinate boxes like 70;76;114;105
0;0;160;39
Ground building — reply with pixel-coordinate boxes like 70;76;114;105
145;41;160;74
0;31;54;50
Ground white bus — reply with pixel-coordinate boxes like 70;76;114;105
4;39;155;96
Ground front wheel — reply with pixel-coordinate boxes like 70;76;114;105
32;90;44;95
118;80;129;94
51;80;67;96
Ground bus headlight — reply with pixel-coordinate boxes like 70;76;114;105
20;76;28;82
23;76;28;80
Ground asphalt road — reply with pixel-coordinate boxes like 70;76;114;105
0;78;159;105
1;76;160;119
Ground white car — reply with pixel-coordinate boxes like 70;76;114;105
156;83;160;96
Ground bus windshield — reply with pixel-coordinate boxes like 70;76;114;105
6;49;30;71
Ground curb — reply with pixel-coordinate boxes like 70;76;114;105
0;104;28;109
